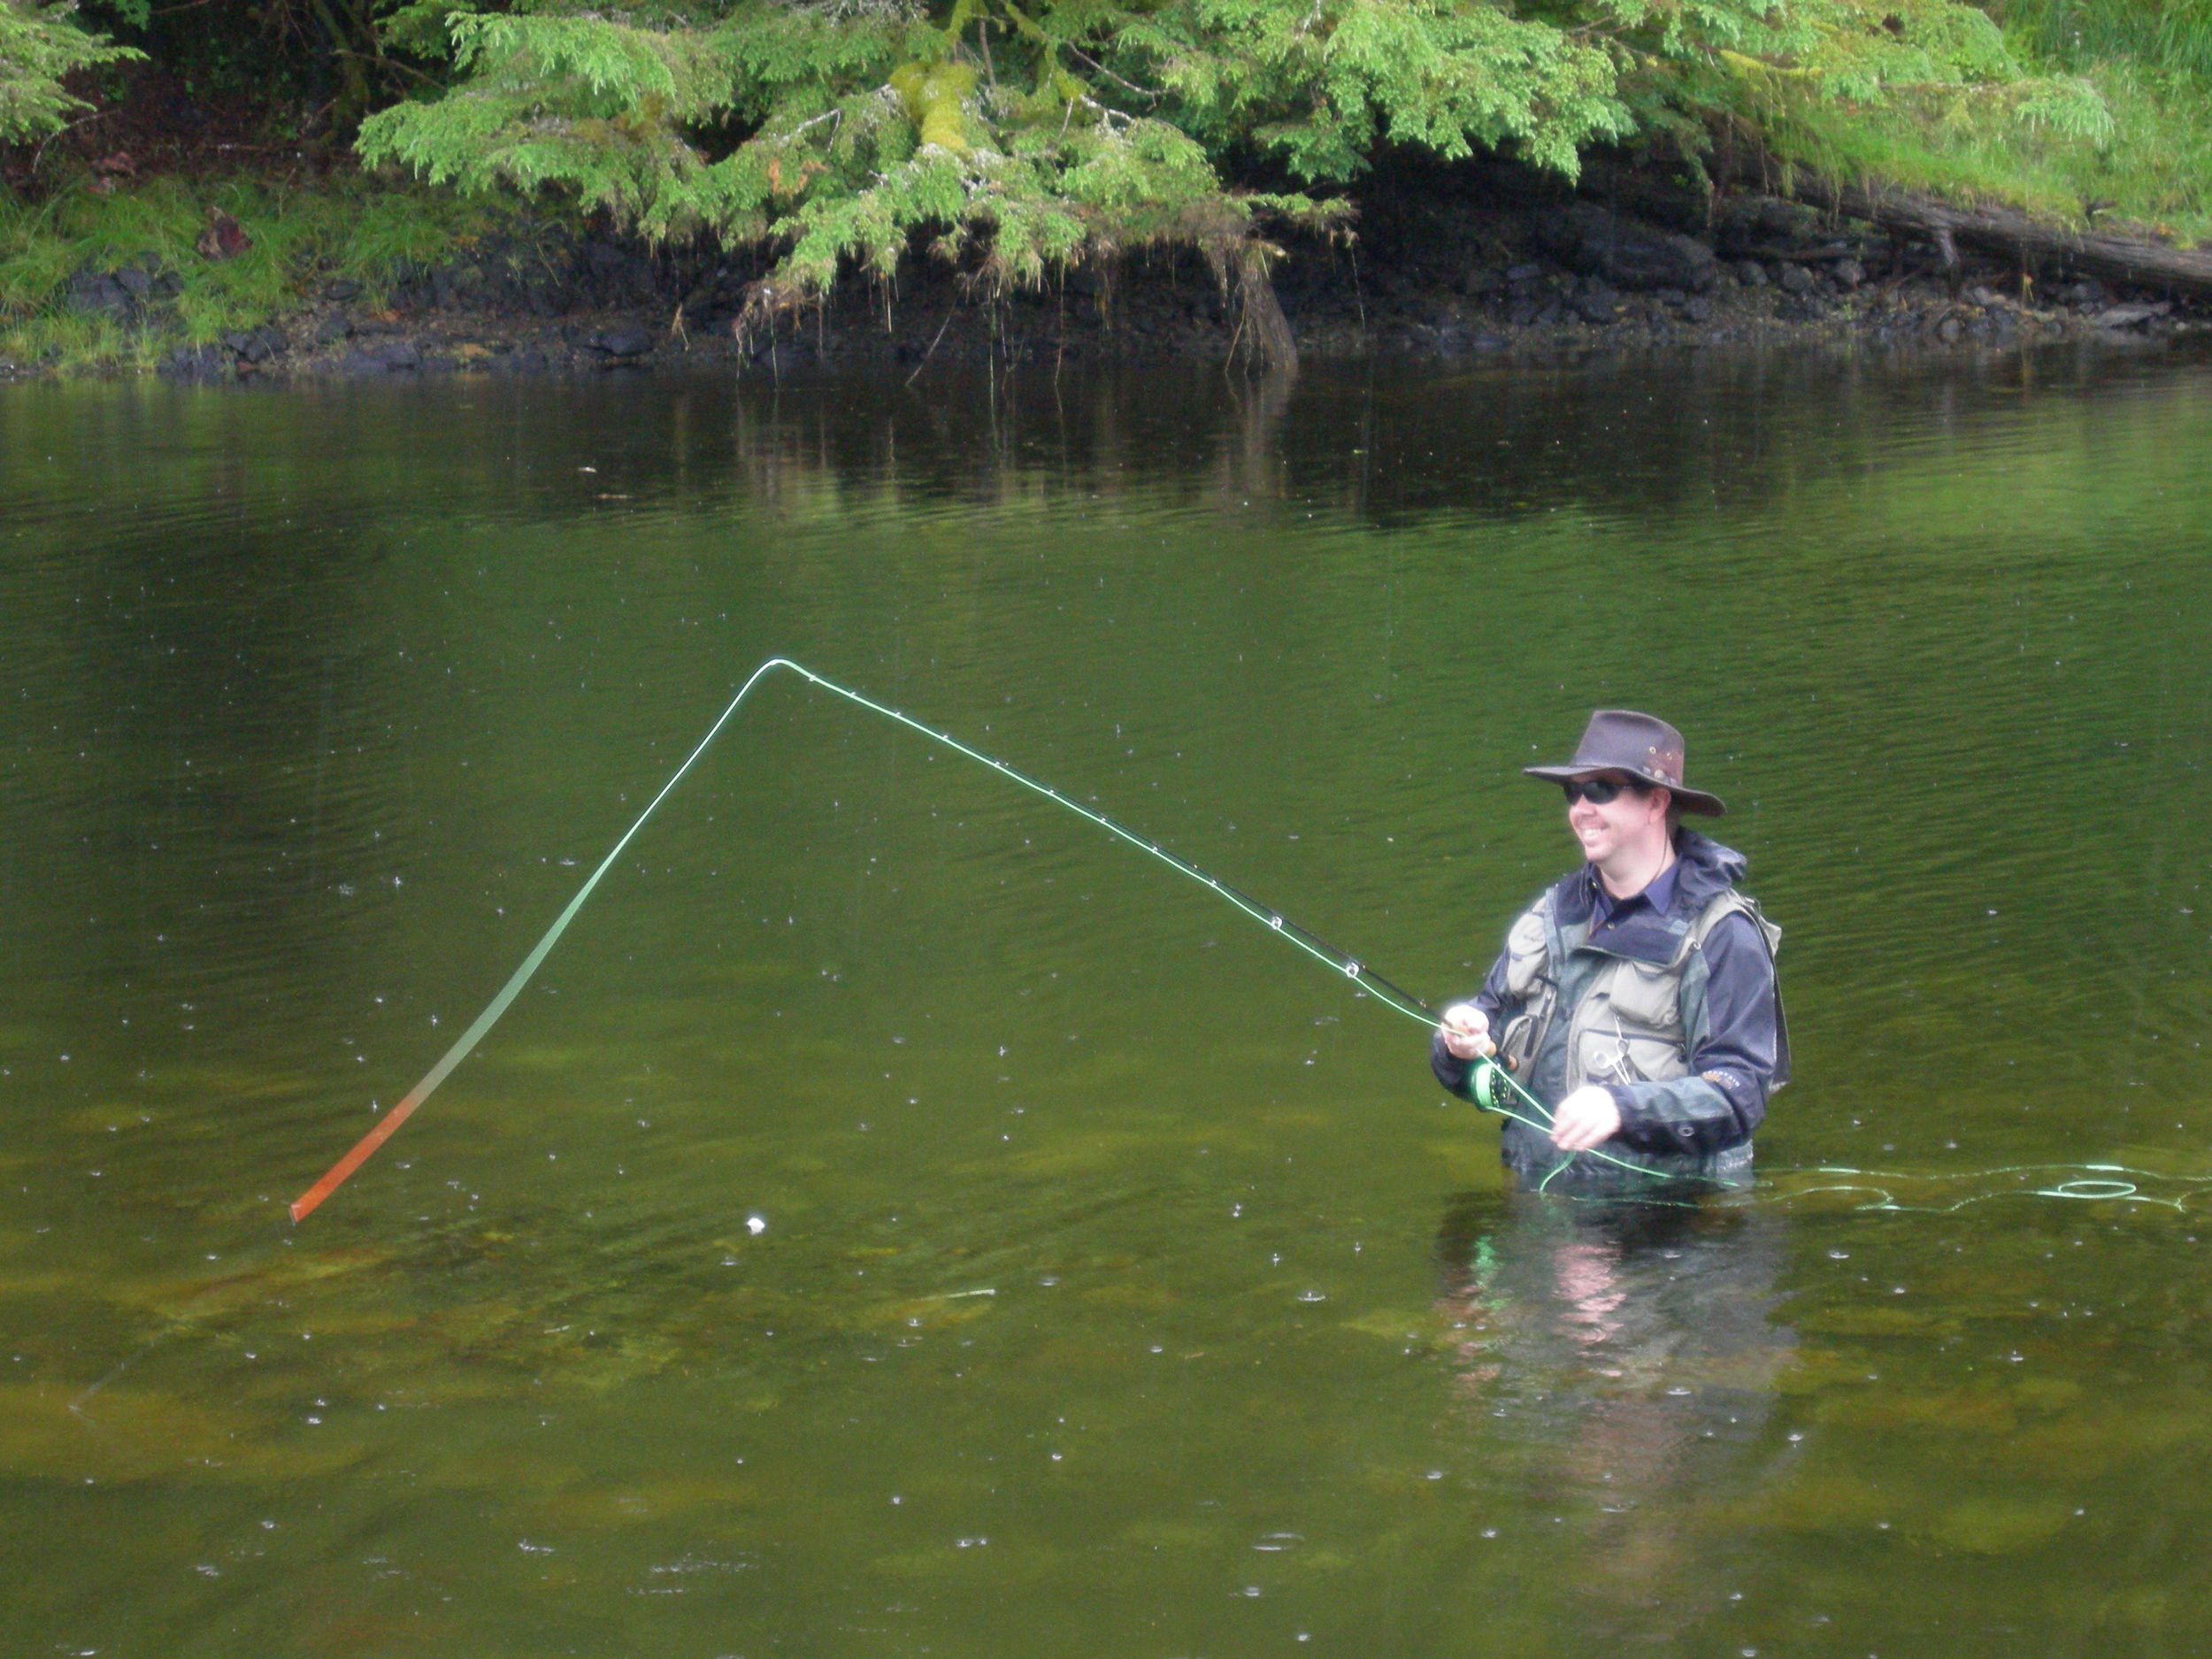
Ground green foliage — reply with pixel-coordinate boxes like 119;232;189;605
1662;0;2212;238
2001;0;2212;79
349;0;2128;308
1759;36;2212;237
1125;0;1634;180
0;175;501;365
1970;1;2212;235
16;0;2212;355
1;0;142;144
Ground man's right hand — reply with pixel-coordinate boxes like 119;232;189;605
1438;1003;1495;1062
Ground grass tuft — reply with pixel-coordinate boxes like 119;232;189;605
2001;0;2212;79
1750;39;2212;243
0;173;509;370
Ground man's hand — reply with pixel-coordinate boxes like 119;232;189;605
1548;1085;1623;1152
1438;1003;1494;1061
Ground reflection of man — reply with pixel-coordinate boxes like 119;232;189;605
1430;710;1786;1186
1433;1192;1797;1633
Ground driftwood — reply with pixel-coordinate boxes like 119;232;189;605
1719;149;2212;298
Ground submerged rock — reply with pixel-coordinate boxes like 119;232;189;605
1929;1497;2070;1555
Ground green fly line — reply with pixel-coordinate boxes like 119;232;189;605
289;656;1648;1220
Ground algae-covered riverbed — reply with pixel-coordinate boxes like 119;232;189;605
6;349;2212;1655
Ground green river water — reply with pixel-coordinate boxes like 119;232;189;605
5;348;2212;1655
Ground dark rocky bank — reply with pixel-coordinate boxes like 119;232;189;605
9;165;2208;386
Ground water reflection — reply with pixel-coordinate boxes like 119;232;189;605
14;349;2212;1653
1435;1193;1795;1629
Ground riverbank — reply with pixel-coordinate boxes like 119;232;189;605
5;165;2207;387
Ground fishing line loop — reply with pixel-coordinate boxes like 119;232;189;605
294;657;1569;1218
291;657;2167;1222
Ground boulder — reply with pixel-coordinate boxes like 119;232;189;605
431;265;484;310
1537;205;1719;293
224;326;287;364
65;271;134;319
1433;324;1508;355
582;239;658;304
157;343;230;382
221;326;286;365
2093;303;2171;330
342;340;423;373
1570;284;1624;325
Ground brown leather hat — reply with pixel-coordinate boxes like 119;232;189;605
1523;709;1724;817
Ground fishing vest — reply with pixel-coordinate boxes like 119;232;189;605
1494;887;1782;1094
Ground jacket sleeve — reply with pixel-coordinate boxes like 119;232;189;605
1429;952;1514;1099
1601;911;1780;1156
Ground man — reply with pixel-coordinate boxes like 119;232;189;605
1432;710;1786;1186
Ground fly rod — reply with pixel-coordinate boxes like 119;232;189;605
288;657;1598;1223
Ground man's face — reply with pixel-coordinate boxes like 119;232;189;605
1563;772;1670;866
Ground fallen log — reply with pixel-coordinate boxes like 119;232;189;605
1717;149;2212;299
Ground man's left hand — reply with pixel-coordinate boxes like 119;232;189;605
1548;1085;1623;1152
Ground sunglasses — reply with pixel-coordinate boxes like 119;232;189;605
1561;777;1642;806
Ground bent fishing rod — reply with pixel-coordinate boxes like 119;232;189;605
288;657;1617;1224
